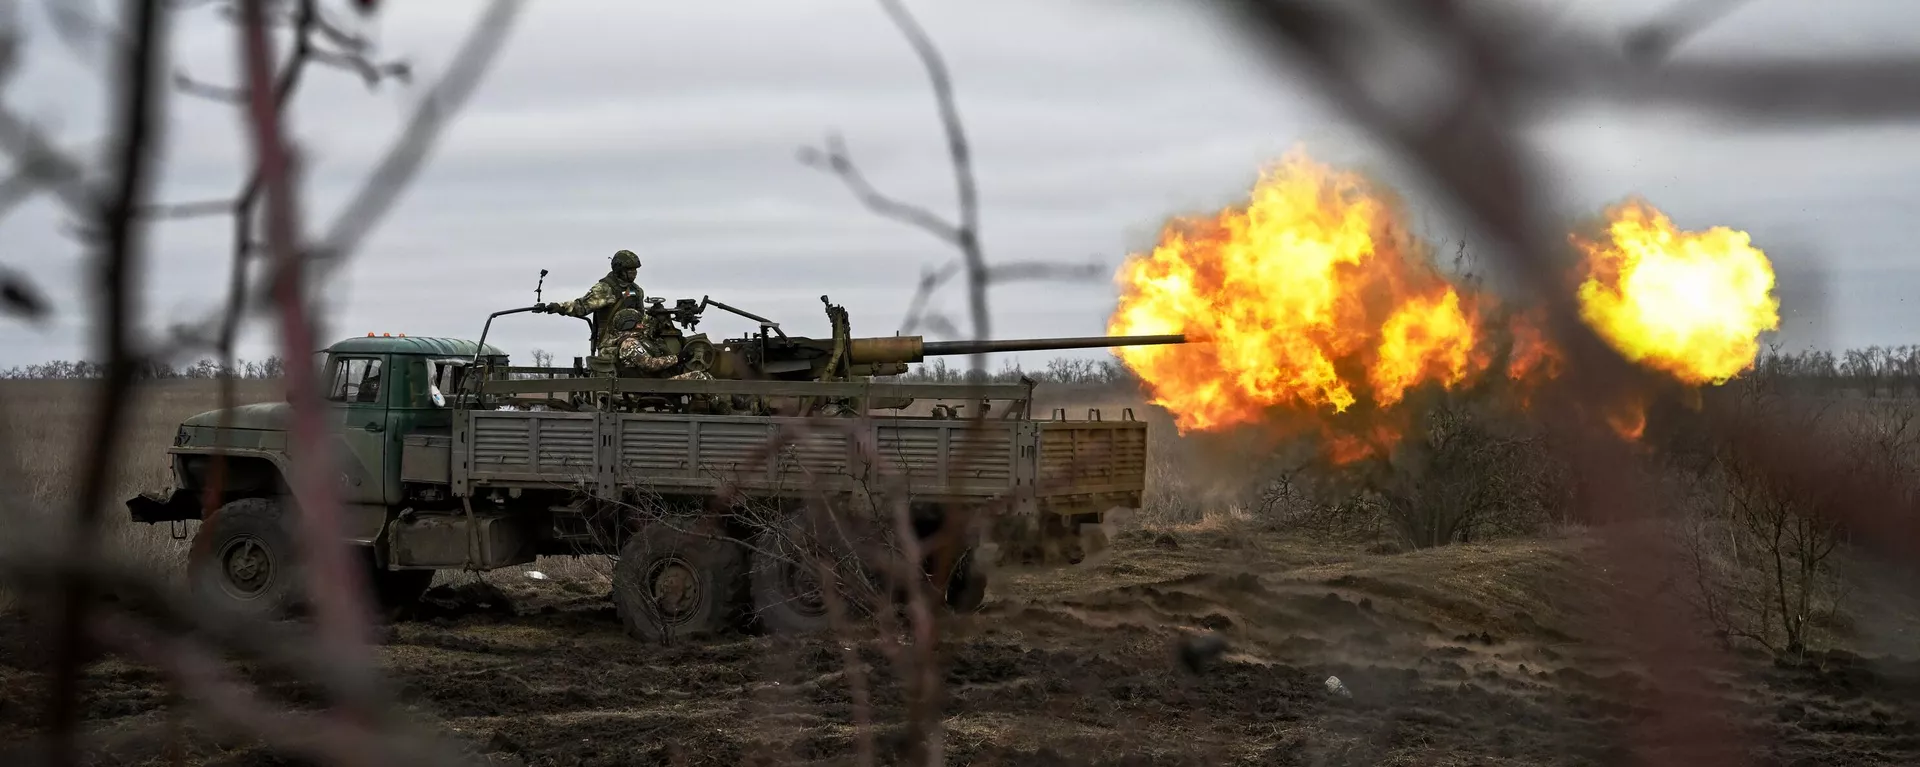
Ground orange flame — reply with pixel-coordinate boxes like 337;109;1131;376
1106;151;1488;452
1507;308;1562;383
1573;198;1780;385
1606;399;1648;441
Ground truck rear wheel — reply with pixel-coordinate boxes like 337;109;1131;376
748;514;871;635
942;547;988;613
612;521;744;643
189;497;300;616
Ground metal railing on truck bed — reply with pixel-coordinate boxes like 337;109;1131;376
406;377;1147;515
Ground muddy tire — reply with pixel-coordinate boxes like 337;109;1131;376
749;514;870;635
612;521;744;643
1077;519;1110;562
943;547;988;613
188;497;300;616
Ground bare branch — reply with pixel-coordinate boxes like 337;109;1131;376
1206;2;1920;763
1624;0;1759;60
798;135;962;245
38;0;117;72
983;259;1105;284
1571;55;1920;123
805;0;1000;375
876;0;984;348
309;0;526;272
0;110;93;212
310;47;411;86
45;2;170;763
171;68;247;102
136;196;238;219
0;164;37;220
312;6;371;52
237;0;379;675
0;263;49;320
899;258;961;334
913;312;962;340
88;614;473;767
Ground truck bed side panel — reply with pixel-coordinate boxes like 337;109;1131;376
1035;421;1148;511
463;411;1027;500
469;411;599;485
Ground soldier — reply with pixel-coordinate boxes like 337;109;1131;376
599;308;712;380
536;249;644;349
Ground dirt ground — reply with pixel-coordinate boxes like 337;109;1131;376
1;524;1915;767
2;379;1916;765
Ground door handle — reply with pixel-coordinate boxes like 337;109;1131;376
363;422;385;433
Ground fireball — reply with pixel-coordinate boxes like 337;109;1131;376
1573;198;1780;385
1506;308;1561;383
1106;150;1486;441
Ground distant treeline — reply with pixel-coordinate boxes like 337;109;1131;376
1749;345;1920;397
10;346;1920;395
1;357;286;381
889;356;1135;385
891;345;1920;394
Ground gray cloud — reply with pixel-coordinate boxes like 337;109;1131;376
4;0;1920;371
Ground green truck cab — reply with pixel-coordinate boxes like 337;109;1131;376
128;317;1162;643
128;335;505;612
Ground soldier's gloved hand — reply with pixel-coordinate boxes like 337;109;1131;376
532;302;554;314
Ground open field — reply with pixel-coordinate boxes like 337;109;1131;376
1;379;1918;765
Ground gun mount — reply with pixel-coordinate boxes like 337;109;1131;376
638;294;1185;382
698;329;1188;381
474;294;1191;416
127;295;1186;645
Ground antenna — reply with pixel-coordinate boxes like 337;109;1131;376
535;269;548;304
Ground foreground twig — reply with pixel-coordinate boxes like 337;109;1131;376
309;0;524;272
1211;1;1920;762
45;2;169;764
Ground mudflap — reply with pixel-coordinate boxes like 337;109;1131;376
126;488;204;524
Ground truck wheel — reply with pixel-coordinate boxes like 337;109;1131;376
612;521;743;643
943;547;988;613
188;497;300;616
749;515;869;634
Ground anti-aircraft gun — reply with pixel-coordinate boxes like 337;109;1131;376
124;291;1194;647
474;293;1186;417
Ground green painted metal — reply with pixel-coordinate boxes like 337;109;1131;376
182;401;289;430
173;343;487;507
323;335;507;359
478;377;1034;400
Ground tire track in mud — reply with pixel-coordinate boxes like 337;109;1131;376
971;558;1636;766
1;531;1916;765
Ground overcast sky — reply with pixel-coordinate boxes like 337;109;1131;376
2;0;1917;369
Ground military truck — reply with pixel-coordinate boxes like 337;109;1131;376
126;297;1184;642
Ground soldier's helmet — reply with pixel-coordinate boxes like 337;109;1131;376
611;249;641;270
610;308;643;332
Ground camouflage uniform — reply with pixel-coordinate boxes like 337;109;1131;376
598;309;713;380
545;249;644;349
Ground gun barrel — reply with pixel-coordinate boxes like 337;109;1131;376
921;334;1188;357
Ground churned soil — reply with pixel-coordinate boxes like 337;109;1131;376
2;528;1916;766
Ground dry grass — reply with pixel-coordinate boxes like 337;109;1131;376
0;378;628;604
0;376;1916;765
5;375;1913;658
0;379;284;607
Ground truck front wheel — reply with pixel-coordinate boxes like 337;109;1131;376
189;497;300;616
612;521;744;643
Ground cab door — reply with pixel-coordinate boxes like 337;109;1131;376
323;353;392;505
